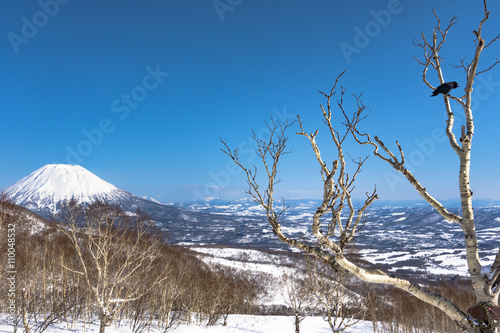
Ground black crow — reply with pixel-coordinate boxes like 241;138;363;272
431;81;459;97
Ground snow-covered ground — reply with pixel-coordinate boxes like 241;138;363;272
0;246;375;333
0;316;374;333
192;246;299;306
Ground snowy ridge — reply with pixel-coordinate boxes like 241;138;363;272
3;164;133;215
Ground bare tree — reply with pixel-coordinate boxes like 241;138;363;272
282;274;313;333
0;197;75;333
222;2;499;332
57;200;166;333
305;257;365;332
154;259;188;332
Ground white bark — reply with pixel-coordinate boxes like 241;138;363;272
414;2;499;308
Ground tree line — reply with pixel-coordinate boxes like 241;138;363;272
0;198;261;333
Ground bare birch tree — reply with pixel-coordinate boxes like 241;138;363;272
222;2;499;332
57;200;166;333
305;258;365;332
282;274;312;333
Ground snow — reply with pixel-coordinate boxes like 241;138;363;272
142;196;162;204
286;212;314;221
5;164;118;201
0;315;374;333
195;249;290;277
3;164;132;214
192;247;298;306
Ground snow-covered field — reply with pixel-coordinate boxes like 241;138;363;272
0;316;374;333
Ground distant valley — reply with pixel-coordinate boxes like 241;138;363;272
177;199;500;277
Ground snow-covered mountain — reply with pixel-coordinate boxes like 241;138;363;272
1;164;246;239
3;164;165;217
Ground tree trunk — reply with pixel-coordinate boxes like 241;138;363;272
99;320;106;333
295;314;301;333
21;289;31;333
99;310;109;333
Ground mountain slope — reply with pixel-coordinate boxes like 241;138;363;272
0;198;51;230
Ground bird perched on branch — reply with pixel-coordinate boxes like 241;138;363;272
431;82;459;97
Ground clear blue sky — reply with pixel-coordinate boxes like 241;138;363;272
1;0;499;203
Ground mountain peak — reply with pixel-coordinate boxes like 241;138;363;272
3;164;131;215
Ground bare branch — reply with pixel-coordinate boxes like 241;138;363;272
492;249;500;299
353;128;463;225
484;33;500;49
443;99;463;154
60;263;84;276
475;58;500;76
297;115;330;179
319;69;347;98
222;119;294;225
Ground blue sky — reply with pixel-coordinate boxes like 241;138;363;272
1;0;499;203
